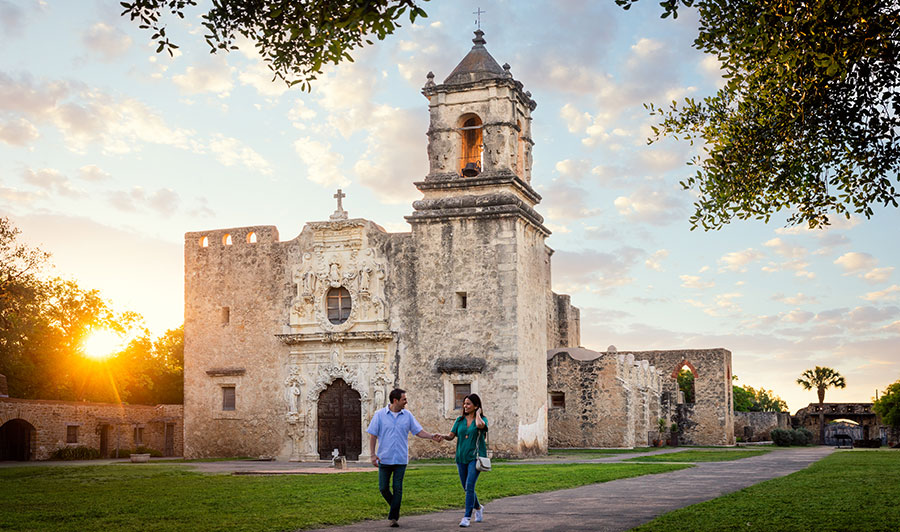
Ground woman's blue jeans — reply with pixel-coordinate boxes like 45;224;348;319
457;459;481;517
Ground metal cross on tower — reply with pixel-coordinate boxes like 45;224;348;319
473;7;485;30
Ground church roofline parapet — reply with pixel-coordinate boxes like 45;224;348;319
305;218;386;233
276;330;396;345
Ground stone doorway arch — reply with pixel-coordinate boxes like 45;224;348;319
317;379;362;460
0;419;36;461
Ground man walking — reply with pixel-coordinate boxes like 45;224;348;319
367;388;441;527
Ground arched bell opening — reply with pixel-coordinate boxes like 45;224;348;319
458;114;483;177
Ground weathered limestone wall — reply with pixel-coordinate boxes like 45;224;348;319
0;398;182;460
549;293;580;349
546;351;661;448
733;411;791;442
403;216;527;458
515;219;550;455
621;349;734;446
183;225;289;458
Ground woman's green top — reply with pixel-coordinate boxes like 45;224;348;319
451;414;488;464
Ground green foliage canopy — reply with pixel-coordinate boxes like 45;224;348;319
677;368;695;403
120;0;430;90
872;380;900;429
616;0;900;230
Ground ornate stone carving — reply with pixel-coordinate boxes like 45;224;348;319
307;362;368;402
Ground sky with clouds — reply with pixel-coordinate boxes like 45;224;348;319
2;0;898;412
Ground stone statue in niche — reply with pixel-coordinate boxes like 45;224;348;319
300;253;317;296
284;369;305;414
328;260;342;287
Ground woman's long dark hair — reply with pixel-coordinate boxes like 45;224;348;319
465;393;483;415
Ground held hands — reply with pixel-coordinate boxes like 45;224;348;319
431;433;444;443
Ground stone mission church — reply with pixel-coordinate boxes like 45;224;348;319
183;31;734;461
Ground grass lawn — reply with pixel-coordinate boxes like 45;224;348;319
0;462;688;531
626;449;771;462
632;450;900;531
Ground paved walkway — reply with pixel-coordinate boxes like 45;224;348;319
301;446;834;532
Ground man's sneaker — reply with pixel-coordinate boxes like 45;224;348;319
474;505;484;523
389;519;399;527
459;517;471;527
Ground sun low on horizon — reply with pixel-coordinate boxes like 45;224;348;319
81;329;125;361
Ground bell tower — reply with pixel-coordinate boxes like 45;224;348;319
403;31;551;457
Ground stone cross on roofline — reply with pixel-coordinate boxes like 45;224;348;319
473;7;485;30
330;188;348;220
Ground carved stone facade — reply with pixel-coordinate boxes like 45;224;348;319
182;31;734;461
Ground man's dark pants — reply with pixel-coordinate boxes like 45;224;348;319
378;463;407;521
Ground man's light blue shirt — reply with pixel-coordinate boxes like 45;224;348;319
366;406;423;465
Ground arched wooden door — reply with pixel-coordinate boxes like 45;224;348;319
0;419;35;461
317;379;362;460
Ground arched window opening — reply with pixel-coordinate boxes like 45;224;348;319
327;287;352;324
246;232;257;244
223;234;233;246
199;236;209;248
677;364;696;404
459;115;483;176
516;120;525;177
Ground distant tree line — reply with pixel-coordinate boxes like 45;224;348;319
0;217;182;404
733;376;788;412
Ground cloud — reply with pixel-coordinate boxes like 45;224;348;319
560;103;591;134
78;164;111;182
863;267;894;284
294;137;348;188
680;274;714;289
288;99;317;129
172;58;234;95
834;251;877;273
0;0;25;39
764;237;806;259
81;23;132;62
0;117;39;145
554;158;592;181
354;105;426;203
718;248;764;272
645;249;668;272
540;179;601;221
22;167;82;198
782;310;815;324
209;134;272;175
552;247;644;295
108;186;180;216
862;285;900;302
613;186;684;225
772;293;818;306
234;37;289;97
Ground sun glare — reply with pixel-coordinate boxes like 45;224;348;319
82;330;123;361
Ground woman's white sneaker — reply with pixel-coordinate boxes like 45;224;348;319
459;517;471;527
474;505;484;522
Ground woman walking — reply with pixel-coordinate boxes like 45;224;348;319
440;393;488;527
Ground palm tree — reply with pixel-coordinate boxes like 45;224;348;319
796;366;846;404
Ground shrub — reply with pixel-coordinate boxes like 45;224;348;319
792;427;813;446
51;446;101;460
770;428;793;446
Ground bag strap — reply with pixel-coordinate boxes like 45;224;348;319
478;425;489;457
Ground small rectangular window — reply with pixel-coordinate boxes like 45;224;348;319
221;306;230;325
222;386;236;411
66;425;78;444
453;383;471;409
550;392;566;409
134;427;144;445
455;292;468;309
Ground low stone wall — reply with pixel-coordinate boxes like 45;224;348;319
733;411;790;442
0;398;183;460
